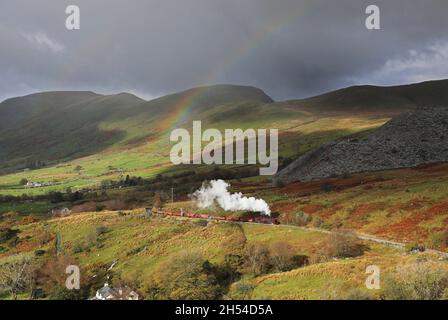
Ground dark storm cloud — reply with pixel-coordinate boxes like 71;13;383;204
1;0;448;101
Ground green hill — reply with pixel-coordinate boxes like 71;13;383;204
2;80;448;195
0;92;145;171
0;85;272;172
283;79;448;114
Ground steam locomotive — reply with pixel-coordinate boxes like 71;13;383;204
146;208;279;225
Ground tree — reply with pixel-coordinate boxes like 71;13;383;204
153;192;163;209
325;230;366;258
269;241;298;272
47;287;85;300
149;250;220;300
49;191;64;203
244;243;271;275
68;191;83;202
0;257;33;299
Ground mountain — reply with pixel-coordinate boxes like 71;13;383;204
0;91;145;170
2;79;448;177
0;91;100;131
283;79;448;114
274;107;448;183
118;84;274;128
0;85;273;171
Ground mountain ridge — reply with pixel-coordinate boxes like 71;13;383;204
283;79;448;114
0;85;274;171
2;79;448;174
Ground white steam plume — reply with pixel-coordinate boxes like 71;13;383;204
192;179;271;216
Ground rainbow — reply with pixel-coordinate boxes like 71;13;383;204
155;86;206;135
155;5;308;133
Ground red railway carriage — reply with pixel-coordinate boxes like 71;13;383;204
255;216;279;224
150;209;279;225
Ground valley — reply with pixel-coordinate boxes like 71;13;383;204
2;80;448;300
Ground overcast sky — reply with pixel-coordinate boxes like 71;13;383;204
1;0;448;102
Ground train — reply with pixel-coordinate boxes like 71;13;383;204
146;208;279;225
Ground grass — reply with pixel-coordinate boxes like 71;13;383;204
3;82;448;300
264;163;448;249
2;198;448;300
0;114;385;196
0;202;55;217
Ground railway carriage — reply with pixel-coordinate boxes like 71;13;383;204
148;208;279;225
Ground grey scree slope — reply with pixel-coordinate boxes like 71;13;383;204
275;108;448;184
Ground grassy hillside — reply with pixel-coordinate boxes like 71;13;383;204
255;163;448;250
0;85;272;171
283;79;448;114
0;91;100;131
1;207;447;300
0;89;390;195
2;81;448;300
0;92;145;171
2;79;448;196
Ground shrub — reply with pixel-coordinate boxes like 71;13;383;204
311;215;323;228
382;262;448;300
234;282;255;299
148;250;221;300
244;243;271;275
325;231;366;258
37;230;53;245
0;228;19;244
195;219;209;227
269;241;308;272
72;245;84;254
153;192;164;209
292;211;311;226
34;249;46;256
0;257;33;299
85;230;100;248
19;178;28;186
206;261;241;287
95;204;106;212
47;287;85;300
95;226;109;236
224;254;244;270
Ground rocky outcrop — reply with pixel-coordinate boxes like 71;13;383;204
275;108;448;183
